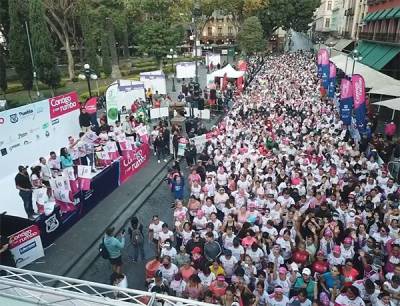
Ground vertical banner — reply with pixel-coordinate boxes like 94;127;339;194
119;144;150;183
320;49;330;89
339;79;353;126
77;165;92;191
9;225;45;268
352;74;367;133
328;62;336;98
317;51;322;78
236;76;244;92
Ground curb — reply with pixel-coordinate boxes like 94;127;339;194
60;158;172;281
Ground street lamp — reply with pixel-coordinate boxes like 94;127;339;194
167;48;177;92
287;32;292;52
327;41;335;56
192;0;201;83
351;49;362;76
78;64;98;97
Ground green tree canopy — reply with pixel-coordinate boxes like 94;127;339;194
237;16;265;54
29;0;60;90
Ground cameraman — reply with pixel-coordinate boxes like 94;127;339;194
104;227;125;274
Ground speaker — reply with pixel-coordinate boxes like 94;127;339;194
198;98;204;110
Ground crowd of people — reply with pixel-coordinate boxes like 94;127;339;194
135;51;400;306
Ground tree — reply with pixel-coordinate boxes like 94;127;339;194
8;0;33;92
101;31;112;77
29;0;60;92
42;0;79;80
105;17;121;79
137;21;184;67
258;0;320;37
79;1;99;74
0;45;6;97
237;16;265;54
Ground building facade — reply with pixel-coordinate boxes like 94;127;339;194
200;11;238;45
358;0;400;79
315;0;336;34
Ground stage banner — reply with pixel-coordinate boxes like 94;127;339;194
339;78;353;126
119;143;150;184
49;92;80;119
176;62;196;79
9;225;45;268
320;49;330;89
317;51;322;78
328;62;336;98
77;165;92;191
352;74;367;133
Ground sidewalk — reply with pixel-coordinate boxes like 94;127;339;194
26;154;171;278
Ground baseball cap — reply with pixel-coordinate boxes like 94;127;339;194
192;247;202;254
290;262;299;272
302;268;311;276
324;229;333;237
217;275;225;281
164;242;171;247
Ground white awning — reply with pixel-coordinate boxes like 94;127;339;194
330;54;400;90
368;85;400;97
210;64;245;79
333;39;353;51
373;98;400;111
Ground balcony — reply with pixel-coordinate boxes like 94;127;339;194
367;0;387;5
359;31;400;43
201;34;236;42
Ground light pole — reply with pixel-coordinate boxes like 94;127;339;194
327;41;335;56
351;49;362;76
167;49;177;92
79;64;98;97
193;0;201;83
287;32;292;52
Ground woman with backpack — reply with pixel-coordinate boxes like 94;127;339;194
128;216;145;263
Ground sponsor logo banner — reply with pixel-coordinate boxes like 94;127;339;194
49;92;80;119
119;144;150;183
9;225;45;268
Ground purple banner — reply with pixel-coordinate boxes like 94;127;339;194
328;62;336;98
320;49;330;89
352;74;367;133
340;79;353;125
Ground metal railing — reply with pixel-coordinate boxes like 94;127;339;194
0;265;214;306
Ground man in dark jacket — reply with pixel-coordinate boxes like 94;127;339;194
79;108;92;132
204;232;221;262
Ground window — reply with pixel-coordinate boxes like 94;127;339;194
327;1;332;11
228;26;233;34
325;18;330;28
217;26;222;36
208;27;212;36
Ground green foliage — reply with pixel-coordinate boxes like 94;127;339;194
0;45;6;94
8;0;33;91
80;12;99;74
237;16;265;54
29;0;60;89
258;0;320;36
101;31;112;77
137;21;184;64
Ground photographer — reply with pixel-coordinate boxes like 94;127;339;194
104;226;125;274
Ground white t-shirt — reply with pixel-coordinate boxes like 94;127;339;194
198;272;215;287
158;230;173;243
220;255;238;277
158;263;178;283
335;293;365;306
265;294;289;306
229;245;245;261
149;221;164;240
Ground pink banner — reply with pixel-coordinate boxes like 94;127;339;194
329;63;336;78
317;52;322;65
79;178;91;191
340;79;353;100
352;74;366;109
119;143;150;183
320;49;329;65
49;92;80;119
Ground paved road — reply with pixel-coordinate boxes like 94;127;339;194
81;167;176;290
289;30;313;52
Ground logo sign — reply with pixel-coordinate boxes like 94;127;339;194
9;225;45;268
10;113;18;123
45;214;60;233
49;92;80;119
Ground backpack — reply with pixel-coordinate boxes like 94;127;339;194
99;238;110;259
129;226;144;245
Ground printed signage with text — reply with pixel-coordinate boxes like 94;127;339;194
9;225;45;268
119;144;150;183
49;92;80;119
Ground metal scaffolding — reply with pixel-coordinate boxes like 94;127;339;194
0;265;213;306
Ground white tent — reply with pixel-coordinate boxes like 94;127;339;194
368;85;400;97
373;97;400;120
330;54;400;90
210;64;245;79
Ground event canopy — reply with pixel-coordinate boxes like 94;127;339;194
374;97;400;111
330;54;400;90
210;64;245;79
368;85;400;97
